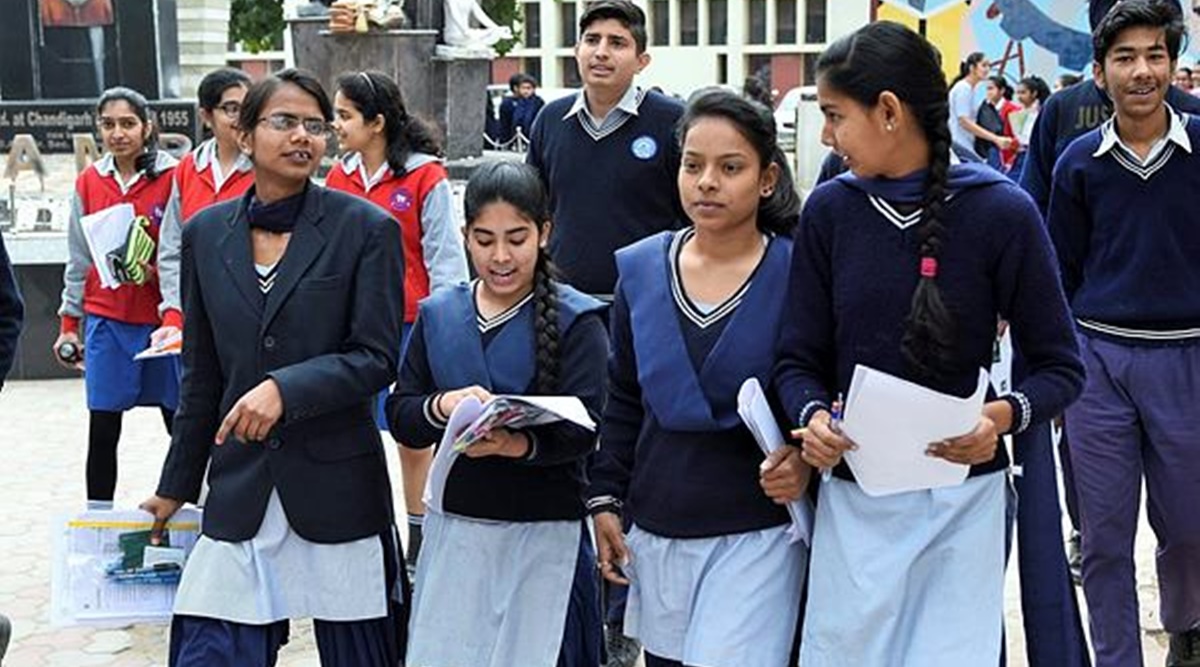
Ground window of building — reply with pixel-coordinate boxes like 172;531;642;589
680;0;699;45
560;2;578;48
805;0;827;44
523;2;541;48
651;0;670;46
748;0;767;45
716;53;728;84
708;0;728;45
525;57;542;85
560;56;582;88
776;0;797;44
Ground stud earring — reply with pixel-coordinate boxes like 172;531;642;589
886;122;895;132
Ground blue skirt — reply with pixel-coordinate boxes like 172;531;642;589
84;315;180;412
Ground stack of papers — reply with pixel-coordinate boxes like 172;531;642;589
451;395;594;451
80;203;136;290
51;508;202;626
737;379;815;545
134;330;183;361
840;365;989;497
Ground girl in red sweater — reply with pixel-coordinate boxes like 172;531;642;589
326;70;468;571
55;87;179;508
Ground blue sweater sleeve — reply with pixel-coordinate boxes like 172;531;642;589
1018;93;1060;217
1045;142;1093;301
773;188;837;427
991;186;1085;432
588;282;641;506
387;315;444;448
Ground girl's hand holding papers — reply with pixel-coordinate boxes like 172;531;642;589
794;409;857;470
925;400;1011;465
759;446;811;503
462;428;531;459
433;385;493;421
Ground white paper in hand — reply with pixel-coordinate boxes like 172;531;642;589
840;365;989;497
737;378;815;545
422;396;484;514
80;203;136;290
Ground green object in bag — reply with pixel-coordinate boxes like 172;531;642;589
105;216;157;286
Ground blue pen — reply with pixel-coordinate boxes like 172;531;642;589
823;393;844;483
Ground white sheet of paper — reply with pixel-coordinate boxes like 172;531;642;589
80;203;135;290
422;396;483;514
133;330;183;361
737;378;815;546
840;365;988;497
504;395;596;430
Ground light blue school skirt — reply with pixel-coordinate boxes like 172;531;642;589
623;522;806;667
84;315;180;412
406;511;585;667
800;473;1007;667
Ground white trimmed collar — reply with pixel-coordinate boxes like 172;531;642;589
1094;104;1192;162
562;85;643;123
338;151;392;192
193;138;253;175
93;151;178;194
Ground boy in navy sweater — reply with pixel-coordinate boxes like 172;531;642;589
526;0;684;301
1047;2;1200;665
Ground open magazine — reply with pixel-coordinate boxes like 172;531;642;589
452;395;595;451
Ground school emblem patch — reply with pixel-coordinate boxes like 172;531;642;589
631;135;658;160
390;187;414;213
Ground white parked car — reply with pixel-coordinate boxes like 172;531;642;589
774;86;817;152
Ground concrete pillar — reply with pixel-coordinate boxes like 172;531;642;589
177;0;232;97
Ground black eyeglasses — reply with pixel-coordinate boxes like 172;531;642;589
215;101;242;119
258;113;331;137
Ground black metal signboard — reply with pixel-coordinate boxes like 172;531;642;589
0;99;198;153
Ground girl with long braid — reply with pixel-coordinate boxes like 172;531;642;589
386;161;607;666
773;22;1084;666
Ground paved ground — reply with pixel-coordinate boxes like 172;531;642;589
0;379;1171;666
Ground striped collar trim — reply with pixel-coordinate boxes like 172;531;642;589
563;86;645;141
668;227;761;329
473;280;534;333
867;193;959;231
1093;106;1191;180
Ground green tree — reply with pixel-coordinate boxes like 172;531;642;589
480;0;520;55
231;0;285;53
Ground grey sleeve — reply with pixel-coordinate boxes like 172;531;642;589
157;179;184;315
58;194;90;319
420;179;469;293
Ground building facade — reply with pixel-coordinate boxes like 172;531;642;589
492;0;872;100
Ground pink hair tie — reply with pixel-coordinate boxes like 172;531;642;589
920;257;938;278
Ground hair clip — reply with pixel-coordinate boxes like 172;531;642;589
920;256;938;278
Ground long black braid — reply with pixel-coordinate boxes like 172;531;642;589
532;251;561;393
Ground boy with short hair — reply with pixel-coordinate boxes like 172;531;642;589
1047;2;1200;665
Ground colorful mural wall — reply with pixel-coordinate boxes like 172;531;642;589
877;0;1200;83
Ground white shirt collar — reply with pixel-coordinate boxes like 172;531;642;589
1094;104;1192;162
338;152;392;192
193;139;252;192
562;85;643;123
93;151;178;194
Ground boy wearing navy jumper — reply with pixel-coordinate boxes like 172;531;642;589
525;0;684;301
1047;2;1200;665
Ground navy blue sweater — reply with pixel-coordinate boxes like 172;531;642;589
526;91;685;297
1047;112;1200;345
0;233;22;387
775;174;1085;480
387;306;608;522
1019;80;1200;215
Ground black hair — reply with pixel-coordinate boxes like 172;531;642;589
1093;0;1186;65
335;70;442;174
818;21;957;381
1090;0;1120;31
197;67;251;111
579;0;648;53
987;75;1014;100
238;68;333;138
676;90;800;236
742;76;775;108
96;86;163;181
464;161;561;393
1058;73;1084;89
1180;65;1195;75
951;51;987;86
1019;75;1052;104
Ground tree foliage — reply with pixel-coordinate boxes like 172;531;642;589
480;0;520;55
231;0;285;53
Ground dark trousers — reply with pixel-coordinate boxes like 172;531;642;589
1067;335;1200;667
169;529;409;667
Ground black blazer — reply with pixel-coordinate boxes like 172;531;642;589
156;185;405;543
